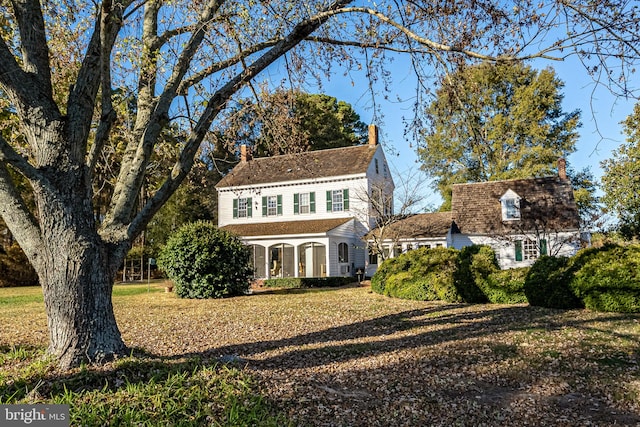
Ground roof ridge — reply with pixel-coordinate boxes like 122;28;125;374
451;175;561;187
246;143;371;162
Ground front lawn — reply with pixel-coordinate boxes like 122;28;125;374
1;283;639;426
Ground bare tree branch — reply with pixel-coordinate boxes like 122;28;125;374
0;35;52;113
87;0;127;173
103;0;227;232
0;162;43;257
9;0;52;97
0;134;46;184
177;39;280;94
126;0;355;239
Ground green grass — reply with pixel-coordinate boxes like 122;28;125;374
0;282;289;426
112;283;166;297
0;282;166;306
1;284;639;425
1;354;288;426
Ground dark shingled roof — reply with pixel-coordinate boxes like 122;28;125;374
215;145;378;188
220;218;353;237
367;212;453;240
451;176;580;235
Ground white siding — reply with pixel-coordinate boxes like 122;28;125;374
452;232;581;269
217;176;373;228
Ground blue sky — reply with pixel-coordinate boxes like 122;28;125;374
306;53;637;210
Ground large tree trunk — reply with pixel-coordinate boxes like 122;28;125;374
31;170;129;369
39;236;127;369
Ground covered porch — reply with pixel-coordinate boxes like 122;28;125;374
220;218;361;279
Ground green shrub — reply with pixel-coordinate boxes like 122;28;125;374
456;245;495;303
158;221;252;298
264;277;353;289
371;247;464;302
370;257;394;294
482;267;529;304
569;244;640;312
524;256;583;309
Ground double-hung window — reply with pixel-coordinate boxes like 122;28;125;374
326;189;349;212
332;190;343;211
299;193;310;214
233;197;252;219
294;192;315;214
262;195;282;217
267;196;278;216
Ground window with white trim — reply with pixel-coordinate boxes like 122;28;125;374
515;238;548;262
523;239;538;260
368;247;378;265
262;195;282;217
332;190;343;212
299;193;310;214
500;189;521;221
267;196;278;216
233;197;252;219
327;189;349;212
238;198;248;218
294;192;315;214
338;242;349;263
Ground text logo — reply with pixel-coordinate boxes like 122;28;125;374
1;405;69;426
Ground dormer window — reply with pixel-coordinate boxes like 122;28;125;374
500;189;521;221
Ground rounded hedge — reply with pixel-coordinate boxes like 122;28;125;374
524;255;583;309
372;247;466;303
483;268;529;304
371;242;640;313
456;245;496;303
569;244;640;312
158;221;252;298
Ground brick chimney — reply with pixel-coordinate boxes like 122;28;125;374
368;124;378;147
558;158;567;180
240;145;252;163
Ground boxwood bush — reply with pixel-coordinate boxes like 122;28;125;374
456;245;496;303
483;268;529;304
371;247;465;302
158;221;252;298
372;242;640;313
264;277;354;289
524;255;584;309
569;244;640;312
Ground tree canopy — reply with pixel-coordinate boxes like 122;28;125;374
219;90;367;156
417;62;581;209
601;102;640;239
0;0;639;368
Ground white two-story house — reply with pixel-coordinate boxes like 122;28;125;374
216;125;394;279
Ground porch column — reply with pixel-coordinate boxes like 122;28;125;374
265;247;271;279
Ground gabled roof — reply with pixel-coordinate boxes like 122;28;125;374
451;176;580;234
367;212;453;241
220;217;353;237
215;144;378;188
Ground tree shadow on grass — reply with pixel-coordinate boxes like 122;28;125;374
177;304;640;425
2;303;639;426
183;304;637;369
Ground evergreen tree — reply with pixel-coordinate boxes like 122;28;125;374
601;103;640;239
418;62;580;209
